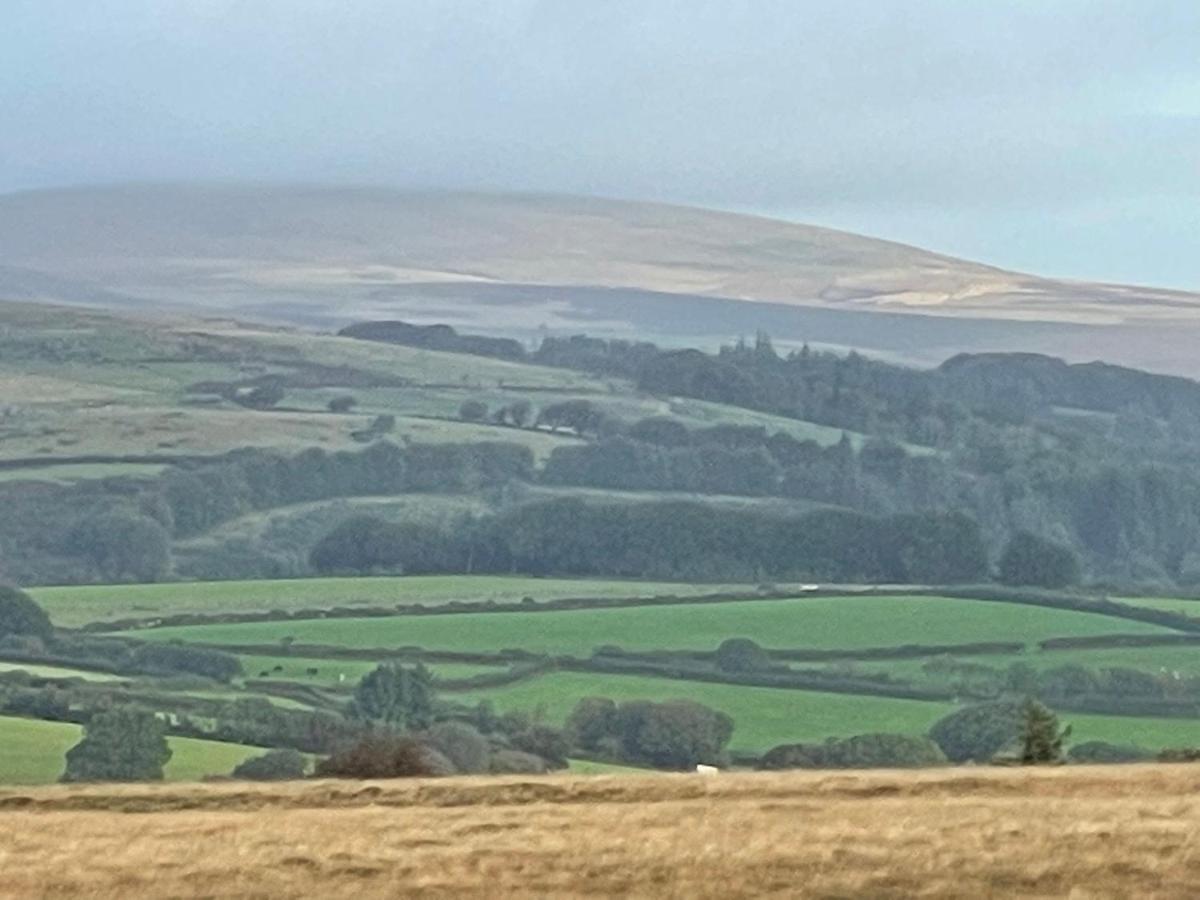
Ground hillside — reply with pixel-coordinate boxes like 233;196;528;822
3;767;1199;898
4;185;1200;375
5;300;1200;587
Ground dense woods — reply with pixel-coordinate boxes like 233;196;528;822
7;319;1200;587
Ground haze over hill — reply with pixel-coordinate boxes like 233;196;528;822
3;184;1200;375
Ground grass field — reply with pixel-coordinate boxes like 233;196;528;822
139;594;1174;657
30;575;753;627
0;716;264;785
238;654;502;686
0;660;124;682
4;767;1200;897
446;669;1200;752
453;670;957;752
876;643;1200;681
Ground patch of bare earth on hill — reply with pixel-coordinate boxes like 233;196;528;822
3;766;1200;897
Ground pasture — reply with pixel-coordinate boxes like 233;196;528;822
448;669;1200;753
238;654;502;686
0;716;264;785
4;767;1200;897
30;575;750;628
456;670;957;753
139;593;1173;656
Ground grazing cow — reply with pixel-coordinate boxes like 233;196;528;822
695;764;719;775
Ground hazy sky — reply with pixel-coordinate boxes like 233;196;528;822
4;0;1199;288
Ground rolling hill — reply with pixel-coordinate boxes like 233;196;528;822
4;184;1200;375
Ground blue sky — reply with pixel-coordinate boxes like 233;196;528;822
3;0;1198;288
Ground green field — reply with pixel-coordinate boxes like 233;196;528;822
238;654;503;687
140;594;1173;657
875;644;1200;681
31;575;754;628
0;660;124;682
0;716;265;785
450;670;1200;753
452;671;957;753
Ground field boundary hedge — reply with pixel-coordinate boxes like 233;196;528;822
1039;634;1200;650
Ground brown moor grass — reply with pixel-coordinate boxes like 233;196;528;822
2;765;1200;897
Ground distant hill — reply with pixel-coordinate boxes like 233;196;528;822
3;184;1200;375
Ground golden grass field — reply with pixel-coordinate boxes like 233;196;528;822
2;765;1200;898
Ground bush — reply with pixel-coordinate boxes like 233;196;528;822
510;724;570;770
1157;747;1200;763
424;722;490;774
714;638;770;673
759;734;947;770
0;585;52;641
315;734;438;779
1068;741;1153;764
566;697;618;752
130;643;243;682
328;395;358;413
459;400;489;422
929;701;1024;763
490;749;549;774
232;748;308;781
616;699;734;769
62;707;172;783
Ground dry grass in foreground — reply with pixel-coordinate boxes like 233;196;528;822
2;765;1200;898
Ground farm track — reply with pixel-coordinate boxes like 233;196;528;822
4;766;1200;897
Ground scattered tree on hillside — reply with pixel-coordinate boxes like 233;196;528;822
509;724;570;769
1018;699;1069;764
627;416;692;447
350;663;435;730
61;707;172;783
714;638;770;673
459;399;488;422
508;399;533;428
999;531;1081;588
928;701;1024;763
233;381;286;410
0;585;52;641
566;697;732;769
68;511;172;582
566;697;620;754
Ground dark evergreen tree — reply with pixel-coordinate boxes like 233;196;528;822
1018;699;1069;764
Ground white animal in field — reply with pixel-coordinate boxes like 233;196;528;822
695;764;719;775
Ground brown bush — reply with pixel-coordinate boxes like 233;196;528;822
314;734;437;779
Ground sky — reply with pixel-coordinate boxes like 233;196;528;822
3;0;1199;288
